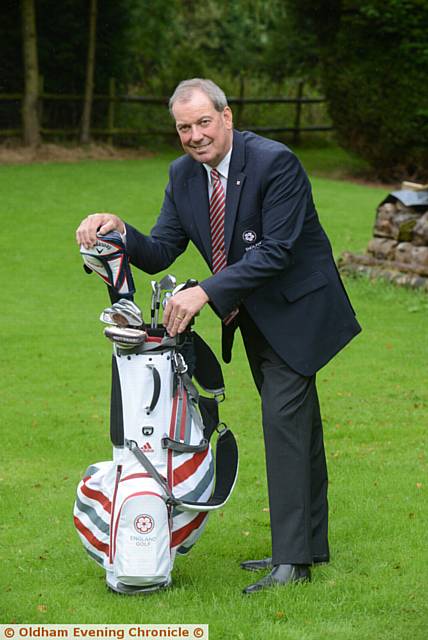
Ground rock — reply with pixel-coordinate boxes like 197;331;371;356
395;242;413;263
368;238;398;259
412;212;428;246
411;246;428;267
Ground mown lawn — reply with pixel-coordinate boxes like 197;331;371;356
0;150;427;639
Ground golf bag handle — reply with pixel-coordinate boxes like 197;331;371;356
146;364;161;414
161;436;209;453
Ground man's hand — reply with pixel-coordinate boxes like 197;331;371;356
163;286;209;336
76;213;126;248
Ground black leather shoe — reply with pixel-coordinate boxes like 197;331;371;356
243;564;311;594
240;557;273;572
241;554;329;571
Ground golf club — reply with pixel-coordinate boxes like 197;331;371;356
162;291;172;310
150;280;157;328
100;299;143;327
154;274;176;327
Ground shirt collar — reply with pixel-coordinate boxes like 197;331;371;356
203;146;233;184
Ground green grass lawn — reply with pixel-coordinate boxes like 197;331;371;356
0;150;427;639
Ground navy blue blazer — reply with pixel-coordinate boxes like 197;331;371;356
125;129;361;375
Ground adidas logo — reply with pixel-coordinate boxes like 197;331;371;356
142;442;154;453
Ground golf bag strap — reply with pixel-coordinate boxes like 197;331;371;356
198;395;220;442
192;332;225;396
124;439;180;506
146;364;161;413
180;372;199;403
126;427;238;512
161;436;209;453
177;426;239;512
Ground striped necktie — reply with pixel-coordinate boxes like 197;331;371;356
210;168;239;325
210;168;227;273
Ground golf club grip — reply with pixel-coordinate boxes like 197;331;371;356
146;364;161;413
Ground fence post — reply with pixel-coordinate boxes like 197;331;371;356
107;77;116;145
293;80;304;145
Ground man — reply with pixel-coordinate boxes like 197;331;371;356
77;78;361;595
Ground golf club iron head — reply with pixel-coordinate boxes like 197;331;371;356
159;274;177;291
100;299;143;327
154;274;177;327
104;325;147;348
162;291;172;310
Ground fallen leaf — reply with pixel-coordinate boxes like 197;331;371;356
275;611;287;620
37;605;47;613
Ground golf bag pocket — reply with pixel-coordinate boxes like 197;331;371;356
73;461;115;570
111;477;171;586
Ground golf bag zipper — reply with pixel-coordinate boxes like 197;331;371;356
109;464;122;564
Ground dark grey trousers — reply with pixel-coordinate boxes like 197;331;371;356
238;307;329;565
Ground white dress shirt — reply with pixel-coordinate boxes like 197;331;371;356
203;146;233;198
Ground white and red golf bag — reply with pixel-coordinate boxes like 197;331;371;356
74;238;238;594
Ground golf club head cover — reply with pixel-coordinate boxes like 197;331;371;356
80;231;135;302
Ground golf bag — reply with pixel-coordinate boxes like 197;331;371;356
74;234;238;594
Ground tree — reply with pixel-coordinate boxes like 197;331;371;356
123;0;292;94
80;0;97;144
21;0;40;146
286;0;428;180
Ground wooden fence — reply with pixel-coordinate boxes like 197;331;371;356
0;79;333;144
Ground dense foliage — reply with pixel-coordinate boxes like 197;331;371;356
1;1;302;131
1;0;133;94
102;0;294;95
1;0;295;96
286;0;428;179
0;0;135;130
2;0;427;177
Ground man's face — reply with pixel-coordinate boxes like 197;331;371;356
172;89;233;167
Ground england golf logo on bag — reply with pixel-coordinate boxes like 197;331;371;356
74;232;238;594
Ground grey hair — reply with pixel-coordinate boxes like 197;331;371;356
169;78;228;116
